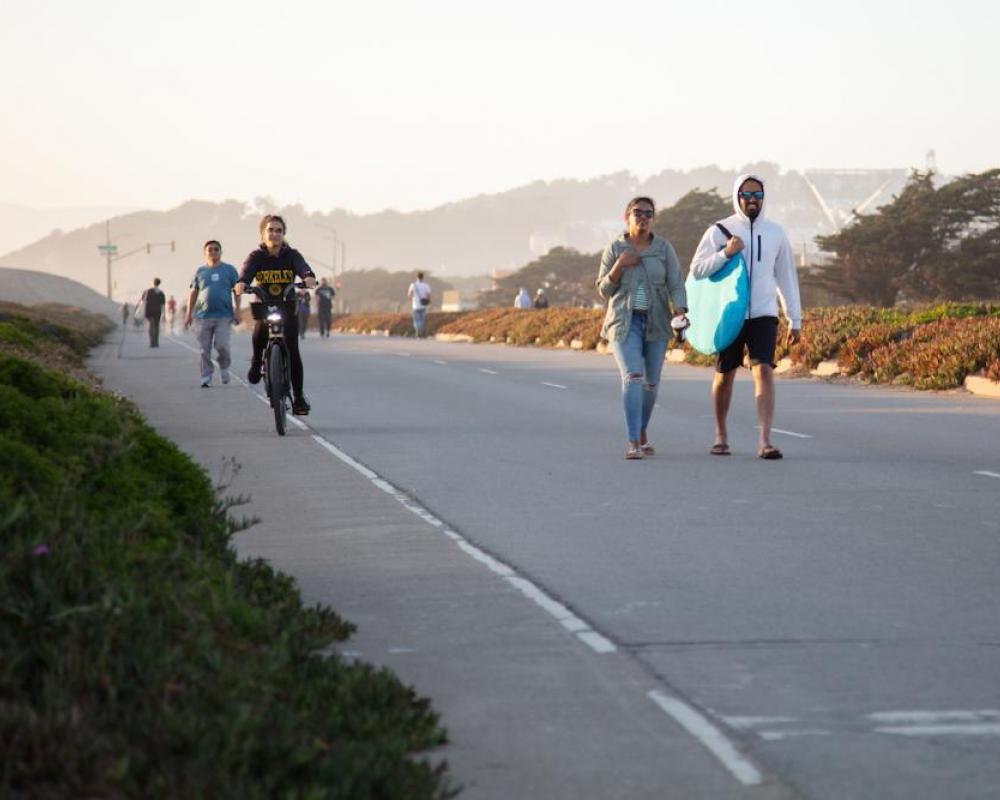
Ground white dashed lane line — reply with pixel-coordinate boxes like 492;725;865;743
479;368;498;375
974;470;1000;479
764;427;813;439
432;360;448;365
541;382;568;390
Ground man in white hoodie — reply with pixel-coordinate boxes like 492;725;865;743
689;173;802;459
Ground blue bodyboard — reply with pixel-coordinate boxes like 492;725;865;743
684;253;749;355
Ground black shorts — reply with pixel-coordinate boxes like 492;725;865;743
716;316;779;373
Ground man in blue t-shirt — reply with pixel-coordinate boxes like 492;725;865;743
184;240;242;387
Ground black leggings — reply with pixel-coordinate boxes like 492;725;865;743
252;315;304;398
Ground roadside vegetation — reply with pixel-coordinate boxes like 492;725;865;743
0;304;453;799
334;301;1000;391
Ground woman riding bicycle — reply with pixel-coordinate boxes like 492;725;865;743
235;214;316;415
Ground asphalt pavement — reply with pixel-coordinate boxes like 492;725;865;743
91;323;1000;800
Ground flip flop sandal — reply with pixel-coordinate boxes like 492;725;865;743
758;446;784;460
625;445;644;460
709;443;731;456
640;443;655;456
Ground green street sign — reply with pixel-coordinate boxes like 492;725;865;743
98;244;118;254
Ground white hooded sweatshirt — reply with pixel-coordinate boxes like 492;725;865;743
689;173;802;328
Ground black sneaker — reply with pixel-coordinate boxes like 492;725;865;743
247;362;262;384
292;395;311;416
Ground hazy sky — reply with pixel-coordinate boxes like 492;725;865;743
2;0;996;214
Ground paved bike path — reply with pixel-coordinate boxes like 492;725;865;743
89;328;800;800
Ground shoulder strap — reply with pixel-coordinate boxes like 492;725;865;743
715;223;733;239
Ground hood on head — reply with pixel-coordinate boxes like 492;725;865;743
731;172;767;220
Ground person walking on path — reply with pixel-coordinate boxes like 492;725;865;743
408;271;432;338
141;278;166;348
235;214;316;415
533;288;550;309
166;295;177;334
514;287;532;309
184;240;242;387
298;290;312;339
596;197;687;460
316;278;335;338
121;302;130;328
689;173;802;459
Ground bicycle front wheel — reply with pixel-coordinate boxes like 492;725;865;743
268;344;288;436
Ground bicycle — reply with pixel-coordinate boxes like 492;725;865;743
246;283;306;435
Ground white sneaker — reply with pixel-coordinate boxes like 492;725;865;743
220;370;231;385
200;376;212;387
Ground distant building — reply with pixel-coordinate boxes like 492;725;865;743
441;289;463;312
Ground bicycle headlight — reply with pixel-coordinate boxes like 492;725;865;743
266;312;283;323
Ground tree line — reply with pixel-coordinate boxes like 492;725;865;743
483;168;1000;309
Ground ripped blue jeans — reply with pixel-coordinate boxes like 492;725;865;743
610;312;669;442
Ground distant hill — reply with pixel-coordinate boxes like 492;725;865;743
0;164;912;305
0;267;119;320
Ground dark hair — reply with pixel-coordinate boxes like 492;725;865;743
153;278;161;286
259;214;287;237
203;240;221;251
625;196;656;215
416;271;425;280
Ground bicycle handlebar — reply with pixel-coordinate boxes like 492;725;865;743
243;282;310;302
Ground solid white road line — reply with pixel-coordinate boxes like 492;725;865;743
479;368;498;375
648;691;763;786
307;432;617;655
541;382;568;390
974;470;1000;479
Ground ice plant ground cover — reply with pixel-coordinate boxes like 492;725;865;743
335;302;1000;390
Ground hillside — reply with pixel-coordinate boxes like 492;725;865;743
0;164;911;305
0;267;119;319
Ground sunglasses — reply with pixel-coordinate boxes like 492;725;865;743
631;209;655;219
739;191;765;200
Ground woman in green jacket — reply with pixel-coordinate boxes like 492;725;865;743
596;196;687;459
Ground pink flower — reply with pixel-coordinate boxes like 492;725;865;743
32;543;51;557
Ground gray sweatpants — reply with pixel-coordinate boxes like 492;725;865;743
197;317;232;379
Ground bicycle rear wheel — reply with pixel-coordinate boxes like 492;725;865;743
268;344;288;436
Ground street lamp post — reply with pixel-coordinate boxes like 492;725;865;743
99;219;175;300
315;223;338;276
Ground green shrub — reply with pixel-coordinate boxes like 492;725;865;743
0;354;452;799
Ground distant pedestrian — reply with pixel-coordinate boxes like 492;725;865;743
298;290;311;338
689;173;802;459
121;302;130;328
514;287;531;309
166;295;177;334
408;271;432;337
596;196;687;460
141;278;166;347
316;277;335;338
184;241;241;387
533;288;549;309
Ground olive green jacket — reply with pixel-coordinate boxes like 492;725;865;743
596;234;687;343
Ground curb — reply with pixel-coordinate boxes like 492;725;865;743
811;360;840;377
964;375;1000;398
